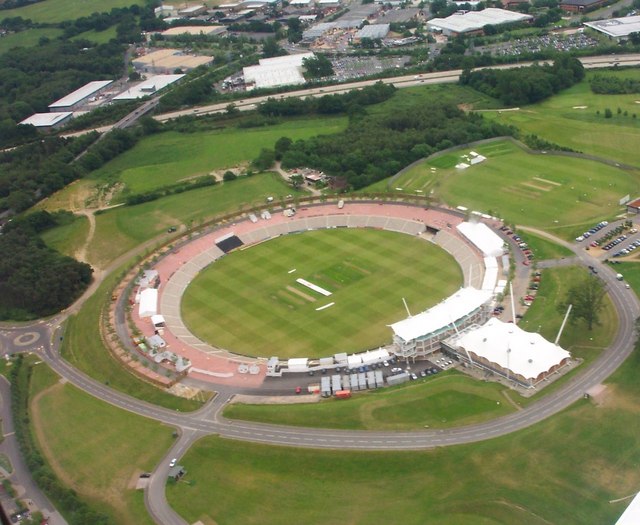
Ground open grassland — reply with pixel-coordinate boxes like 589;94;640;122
92;117;347;196
387;140;637;234
71;26;118;44
482;69;640;166
87;172;305;268
0;0;145;23
168;344;640;525
226;373;515;429
40;214;89;258
513;229;573;260
0;28;63;54
30;363;174;525
62;266;204;411
182;228;462;358
612;261;640;295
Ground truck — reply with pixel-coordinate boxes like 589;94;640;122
617;273;624;281
335;390;351;399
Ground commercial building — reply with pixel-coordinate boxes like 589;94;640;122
160;25;227;38
584;15;640;39
154;4;176;18
178;4;208;17
243;52;314;89
132;48;213;74
559;0;607;12
626;196;640;214
112;74;185;100
354;23;390;40
390;287;493;359
427;8;532;37
48;80;113;112
19;112;73;130
444;318;571;389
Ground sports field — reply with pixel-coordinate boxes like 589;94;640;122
387;139;638;232
0;0;145;23
0;28;63;55
481;69;640;166
182;228;462;358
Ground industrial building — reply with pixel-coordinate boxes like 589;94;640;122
390;287;494;359
243;52;314;89
559;0;607;11
19;112;73;130
154;4;176;17
48;80;113;112
427;8;532;36
583;15;640;39
443;318;571;389
112;74;185;100
160;25;227;37
355;23;390;40
132;48;213;74
178;4;208;17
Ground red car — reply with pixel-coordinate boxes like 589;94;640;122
523;260;530;266
295;386;302;394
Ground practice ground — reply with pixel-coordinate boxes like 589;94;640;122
181;228;462;358
481;69;640;167
0;0;146;23
168;345;640;525
381;139;638;235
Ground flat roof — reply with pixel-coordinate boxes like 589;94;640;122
457;221;504;257
355;23;390;39
584;15;640;38
48;80;113;109
133;49;213;70
113;74;185;100
161;25;226;36
450;318;571;380
627;197;640;208
390;287;492;342
19;112;72;127
428;8;532;34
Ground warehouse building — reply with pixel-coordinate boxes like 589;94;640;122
354;23;390;40
160;25;227;38
443;318;571;389
559;0;607;12
243;52;314;89
583;15;640;39
19;112;73;130
178;4;208;17
113;74;185;100
427;8;532;37
132;49;213;74
48;80;113;112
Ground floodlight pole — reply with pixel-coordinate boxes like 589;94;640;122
555;304;573;345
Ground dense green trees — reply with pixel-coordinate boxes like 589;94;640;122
303;54;334;79
590;75;640;94
559;275;606;330
0;215;93;319
459;56;584;106
279;102;510;190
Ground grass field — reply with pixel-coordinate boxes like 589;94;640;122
226;373;515;429
86;172;305;268
30;363;174;525
71;26;118;44
513;230;574;260
167;343;640;525
91;117;347;197
0;28;63;54
383;139;638;234
481;69;640;166
40;214;89;257
0;0;145;23
182;228;462;358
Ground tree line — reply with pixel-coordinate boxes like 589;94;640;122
0;212;93;320
459;56;585;106
590;74;640;94
272;101;511;190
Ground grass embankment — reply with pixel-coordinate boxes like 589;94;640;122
28;359;175;525
168;343;640;525
481;68;640;166
0;0;145;23
0;28;64;54
92;117;347;197
40;214;89;257
375;139;637;236
182;228;462;358
514;230;574;260
226;373;514;429
62;265;203;412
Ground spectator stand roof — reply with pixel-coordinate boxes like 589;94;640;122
48;80;113;110
615;491;640;525
457;221;505;258
355;23;390;39
584;15;640;38
428;8;532;35
390;287;493;343
448;318;571;383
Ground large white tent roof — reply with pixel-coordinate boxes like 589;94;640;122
390;287;492;342
139;288;158;318
452;318;570;380
457;221;504;257
615;491;640;525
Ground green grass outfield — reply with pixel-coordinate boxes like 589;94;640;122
92;117;347;197
87;172;306;268
182;228;462;358
384;139;638;235
481;69;640;166
0;0;145;23
226;373;515;429
30;362;174;525
0;28;63;55
167;343;640;525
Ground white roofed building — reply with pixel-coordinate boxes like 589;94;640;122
19;112;73;130
457;221;505;257
113;74;185;100
390;287;493;359
428;8;532;36
243;52;314;90
48;80;113;112
444;318;571;388
584;16;640;40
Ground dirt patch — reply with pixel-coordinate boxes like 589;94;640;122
230;394;320;405
286;285;316;302
457;103;474;112
167;383;204;400
521;182;551;192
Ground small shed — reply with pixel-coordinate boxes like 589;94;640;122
626;197;640;215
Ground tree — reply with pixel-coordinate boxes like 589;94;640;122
223;170;237;181
302;54;334;79
262;37;284;58
289;174;304;188
559;275;606;330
